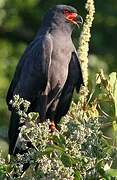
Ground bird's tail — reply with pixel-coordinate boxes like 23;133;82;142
8;110;20;155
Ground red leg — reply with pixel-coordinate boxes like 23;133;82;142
49;121;56;132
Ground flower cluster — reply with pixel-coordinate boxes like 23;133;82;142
2;89;116;179
78;0;95;87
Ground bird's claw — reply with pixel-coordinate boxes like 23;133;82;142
49;121;56;132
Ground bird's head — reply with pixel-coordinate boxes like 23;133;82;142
62;5;83;28
43;5;83;32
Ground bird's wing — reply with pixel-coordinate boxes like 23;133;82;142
6;57;25;110
6;34;53;110
69;51;84;92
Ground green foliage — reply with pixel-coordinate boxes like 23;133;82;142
106;168;117;178
0;0;117;127
109;72;117;117
0;72;117;179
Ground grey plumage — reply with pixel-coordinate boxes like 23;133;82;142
6;5;84;155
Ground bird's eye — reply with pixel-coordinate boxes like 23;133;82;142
64;9;70;15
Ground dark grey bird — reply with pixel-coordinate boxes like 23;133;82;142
6;5;84;155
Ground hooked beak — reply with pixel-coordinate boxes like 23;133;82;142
65;12;83;28
76;15;83;28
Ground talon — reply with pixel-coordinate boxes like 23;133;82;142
49;121;56;132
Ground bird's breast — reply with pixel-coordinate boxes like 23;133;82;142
48;49;71;92
47;33;74;92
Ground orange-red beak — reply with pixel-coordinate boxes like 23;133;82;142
64;11;83;27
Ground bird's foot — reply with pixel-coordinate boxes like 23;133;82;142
49;121;56;132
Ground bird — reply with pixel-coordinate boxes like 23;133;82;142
6;4;84;155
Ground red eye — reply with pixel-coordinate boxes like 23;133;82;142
64;9;70;15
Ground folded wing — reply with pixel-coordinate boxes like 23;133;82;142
6;34;53;110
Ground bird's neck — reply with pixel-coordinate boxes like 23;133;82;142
40;18;73;36
50;20;73;35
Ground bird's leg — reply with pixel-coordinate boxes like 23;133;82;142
35;94;47;123
49;120;56;132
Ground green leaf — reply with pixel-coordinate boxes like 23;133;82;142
59;134;66;145
51;144;65;152
109;72;117;95
106;168;117;177
52;135;61;145
44;144;65;155
109;72;117;117
74;170;82;180
61;153;72;167
52;135;66;149
113;121;117;132
114;82;117;117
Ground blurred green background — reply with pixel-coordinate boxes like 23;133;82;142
0;0;117;149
